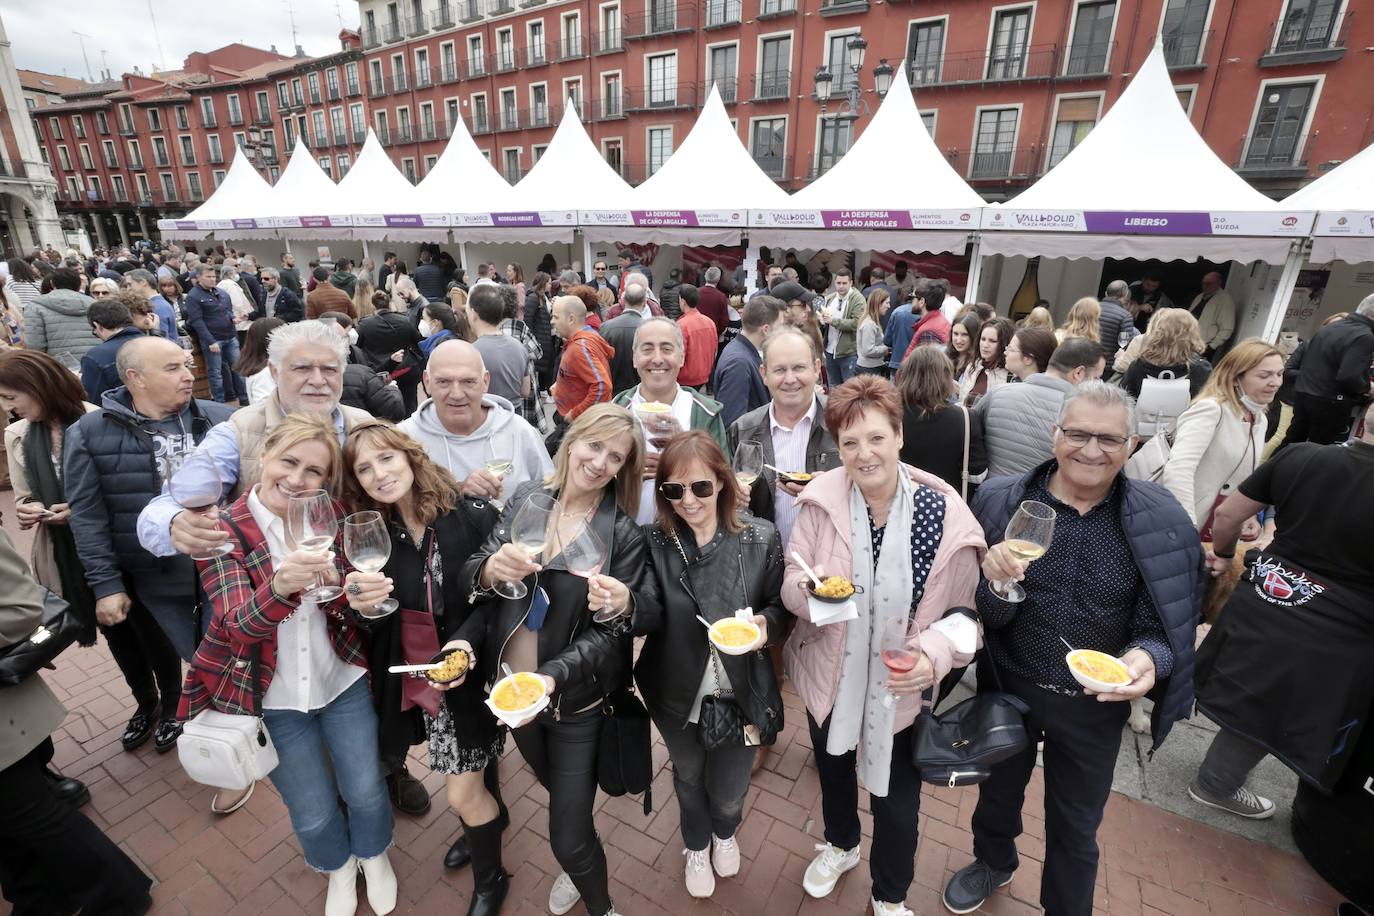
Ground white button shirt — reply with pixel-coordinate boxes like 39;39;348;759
248;489;363;713
631;385;697;526
770;398;818;547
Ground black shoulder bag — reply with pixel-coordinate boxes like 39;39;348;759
596;526;654;814
0;588;87;687
911;607;1031;787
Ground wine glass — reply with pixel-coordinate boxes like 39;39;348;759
563;521;618;622
990;500;1056;603
343;511;397;616
880;616;918;709
286;489;344;603
55;350;80;375
1117;329;1134;350
178;336;197;368
484;435;514;507
635;403;680;452
496;492;560;600
167;451;233;561
733;441;763;490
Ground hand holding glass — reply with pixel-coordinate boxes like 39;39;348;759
880;616;918;709
168;452;233;560
343;511;398;616
991;500;1056;603
563;521;620;622
484;436;514;506
733;441;764;490
287;490;344;602
495;493;560;600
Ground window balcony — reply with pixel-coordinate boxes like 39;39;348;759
153;153;171;168
368;79;388;99
1061;40;1115;79
594;30;623;54
494;50;518;73
415;67;433;88
1260;10;1350;67
518;42;548;68
943;145;1040;181
406;12;429;36
556;36;586;61
103;153;119;168
490;0;514;13
390;73;410;94
458;0;483;22
752;153;789;180
228;111;245;127
904;44;1058;88
375;124;392;145
591;94;626;121
209;148;224;164
624;5;696;40
469;113;493;135
752;70;790;101
434;2;456;28
118;121;137;137
623;83;698;113
419;120;439;141
332;129;348;146
1163;29;1213;70
704;77;738;104
327;85;341;101
362;27;381;49
438;61;461;84
128;155;144;170
463;57;489;79
185;184;206;203
1235;132;1312;180
253;111;272;126
819;0;868;16
703;0;741;29
346;79;362;97
383;22;403;42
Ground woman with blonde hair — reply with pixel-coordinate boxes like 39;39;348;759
1120;308;1211;399
353;275;377;318
856;288;892;375
1019;305;1053;332
1055;297;1101;343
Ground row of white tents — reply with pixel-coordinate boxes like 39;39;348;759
160;44;1374;341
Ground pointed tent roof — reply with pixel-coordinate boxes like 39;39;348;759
1284;140;1374;261
499;102;633;227
255;140;353;235
339;130;449;232
417;113;515;215
986;44;1312;248
159;145;275;235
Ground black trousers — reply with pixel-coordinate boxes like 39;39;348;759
1282;392;1357;448
0;738;151;915
513;708;612;916
808;713;924;905
970;668;1127;916
102;596;183;716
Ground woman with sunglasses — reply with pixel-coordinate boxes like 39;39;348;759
458;403;649;916
634;431;783;900
340;421;511;914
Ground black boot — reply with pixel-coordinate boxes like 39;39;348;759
444;763;510;869
464;818;510;916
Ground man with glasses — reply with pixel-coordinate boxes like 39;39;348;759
944;382;1201;916
589;260;617;295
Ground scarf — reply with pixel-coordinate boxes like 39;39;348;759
829;470;917;797
23;421;96;642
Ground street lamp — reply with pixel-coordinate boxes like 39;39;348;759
812;34;892;175
239;127;274;178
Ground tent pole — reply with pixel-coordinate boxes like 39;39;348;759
581;233;594;281
283;237;293;255
362;238;372;262
963;233;983;304
456;240;468;273
745;238;762;296
1264;241;1307;342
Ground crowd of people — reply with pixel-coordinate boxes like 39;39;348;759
1;238;1372;916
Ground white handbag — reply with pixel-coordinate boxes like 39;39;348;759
177;647;278;789
1125;428;1173;483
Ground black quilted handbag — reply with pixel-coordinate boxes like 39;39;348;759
0;588;84;687
597;687;654;814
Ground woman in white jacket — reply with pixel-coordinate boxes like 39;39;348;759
1160;339;1285;540
855;288;891;376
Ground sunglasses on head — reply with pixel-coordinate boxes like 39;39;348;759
659;479;715;501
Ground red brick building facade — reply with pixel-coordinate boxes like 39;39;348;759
25;0;1374;246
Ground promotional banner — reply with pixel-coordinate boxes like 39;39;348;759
1312;212;1374;236
983;208;1314;236
749;209;979;230
579;210;747;227
452;210;578;227
351;214;453;228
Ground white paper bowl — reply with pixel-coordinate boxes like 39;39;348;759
1065;650;1132;693
709;618;761;655
484;672;550;727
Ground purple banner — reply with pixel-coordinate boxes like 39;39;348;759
1082;211;1214;235
231;219;257;229
491;212;544;227
631;210;700;227
820;210;915;230
175;221;199;230
384;215;423;228
300;216;334;229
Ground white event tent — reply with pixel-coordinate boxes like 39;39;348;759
247;139;353;239
158;146;276;240
416;112;525;244
1284;140;1374;264
750;64;984;258
582;85;789;246
340;129;449;239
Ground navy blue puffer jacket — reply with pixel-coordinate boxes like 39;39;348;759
975;461;1204;749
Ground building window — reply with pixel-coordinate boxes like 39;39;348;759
1245;81;1316;167
826;31;859;92
531;84;549;126
126;140;143;168
707;0;740;26
708;44;738;103
102;140;118;167
375;109;391;143
504;148;521;181
603;138;622;174
188;172;203;199
96;112;109;134
160;173;176;200
255;91;271;121
750;117;786;178
319;156;332;177
87;175;103;199
468;36;485;76
112;174;127;199
136;173;151;199
565;78;583;114
49;117;63;140
391;54;408;89
200;97;216;127
472;94;489;132
179;135;196;164
212;170;227;188
401;157;417;183
79;144;94;170
424;154;438;173
920;110;936;136
441;42;458;80
1274;0;1340;52
446;98;460;131
312;110;327;144
497;28;515;70
331;107;346;141
501;89;518;129
73;115;86;138
152;136;170;167
1066;1;1115;75
1175;86;1195;113
600;4;621;50
147;108;163;131
647;126;672;176
278;82;291;107
228;95;243;124
309;72;322;103
1048;96;1097;167
561;12;581;56
987;7;1032;80
648;0;677;33
647;53;677;106
350;103;366;138
208;134;223;163
419;101;435;137
816;118;851;174
972;107;1019;177
292;78;304;106
1161;0;1210;67
415;48;431;86
529;22;546;64
907;20;945;86
758;36;790;98
602;72;622;116
338;155;352;177
326;67;340;98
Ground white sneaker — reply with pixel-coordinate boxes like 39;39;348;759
711;834;741;877
548;872;581;915
802;842;860;898
684;847;716;898
872;897;914;916
324;855;358;916
358;850;397;915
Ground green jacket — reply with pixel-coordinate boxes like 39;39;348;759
613;385;731;457
825;288;868;358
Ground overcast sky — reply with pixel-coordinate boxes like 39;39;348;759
5;0;354;81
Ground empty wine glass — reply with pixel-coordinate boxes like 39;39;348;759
343;510;397;616
1117;329;1134;350
496;492;560;600
563;521;618;622
991;500;1057;603
167;451;233;560
286;489;344;603
880;616;919;709
484;435;514;507
733;441;763;490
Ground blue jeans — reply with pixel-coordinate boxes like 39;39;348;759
205;336;247;403
825;353;858;388
262;678;394;871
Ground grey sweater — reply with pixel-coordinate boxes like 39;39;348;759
24;289;97;358
975;373;1075;478
856;318;889;368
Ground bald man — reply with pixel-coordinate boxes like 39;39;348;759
550;294;614;423
1186;271;1237;359
398;338;552;502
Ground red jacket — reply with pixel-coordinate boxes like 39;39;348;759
178;495;366;720
553;327;615;420
696;285;730;338
904;309;951;360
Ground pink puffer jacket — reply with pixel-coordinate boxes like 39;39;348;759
782;464;987;733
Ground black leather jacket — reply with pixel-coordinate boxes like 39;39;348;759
634;514;786;738
458;480;651;717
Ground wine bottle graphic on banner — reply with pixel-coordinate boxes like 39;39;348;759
1008;256;1042;322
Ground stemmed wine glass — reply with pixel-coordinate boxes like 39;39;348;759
634;402;681;452
168;451;233;561
563;521;618;622
991;500;1057;603
733;441;763;489
484;435;514;507
286;489;344;603
1117;329;1134;351
496;493;561;600
343;510;398;616
880;616;918;709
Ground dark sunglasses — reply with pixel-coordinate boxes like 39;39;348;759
659;479;715;501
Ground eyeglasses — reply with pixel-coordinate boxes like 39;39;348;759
91;289;111;297
659;479;715;501
1057;427;1131;453
594;266;606;271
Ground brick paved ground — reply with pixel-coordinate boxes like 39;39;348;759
4;637;1347;916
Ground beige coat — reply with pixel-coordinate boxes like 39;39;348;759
1160;396;1265;528
1187;289;1237;350
0;526;67;771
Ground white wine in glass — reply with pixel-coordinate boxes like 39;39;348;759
287;489;344;603
496;492;560;600
734;441;763;490
343;511;398;616
484;435;514;506
991;500;1056;603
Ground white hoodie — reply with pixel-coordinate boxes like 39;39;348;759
398;393;552;498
